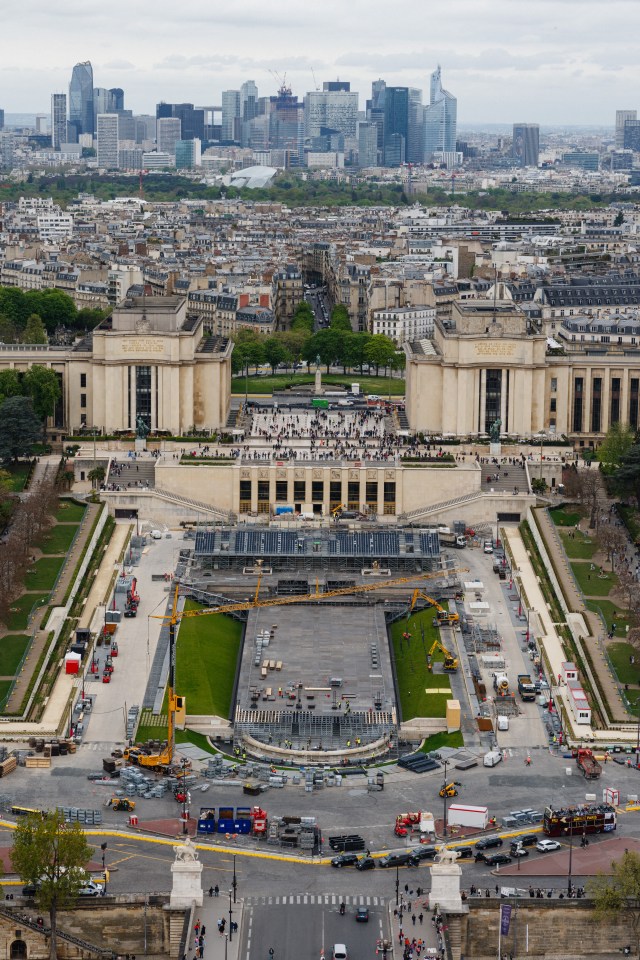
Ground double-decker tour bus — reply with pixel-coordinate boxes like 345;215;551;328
543;803;616;837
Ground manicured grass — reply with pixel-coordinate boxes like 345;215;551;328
419;730;464;753
0;681;13;706
175;602;243;716
3;463;31;492
571;561;618;597
390;609;453;721
0;635;30;676
55;501;86;524
24;556;65;592
586;599;628;638
549;505;583;527
38;523;79;555
608;642;640;686
176;729;217;754
231;373;405;396
4;593;49;631
557;529;598;560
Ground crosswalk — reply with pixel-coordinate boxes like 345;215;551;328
245;894;386;907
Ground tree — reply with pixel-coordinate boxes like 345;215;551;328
590;849;640;958
364;334;397;374
0;314;17;343
263;337;290;373
599;422;635;471
303;328;342;371
22;365;61;421
88;466;105;489
0;396;43;462
12;810;92;960
330;304;352;331
598;522;628;571
22;313;48;344
563;466;602;528
25;289;77;333
0;369;22;402
614;210;625;227
614;445;640;507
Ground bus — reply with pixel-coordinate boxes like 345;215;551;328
11;805;46;818
543;803;616;837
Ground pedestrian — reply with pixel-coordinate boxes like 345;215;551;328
208;886;214;898
201;926;206;937
405;883;409;894
412;914;416;926
214;884;219;897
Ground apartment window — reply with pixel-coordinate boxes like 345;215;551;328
550;378;557;393
611;377;621;425
550;398;557;413
591;377;602;433
80;394;86;409
80;373;87;388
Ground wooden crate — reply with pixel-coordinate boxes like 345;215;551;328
25;756;51;769
0;756;17;777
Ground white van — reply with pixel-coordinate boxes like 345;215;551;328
497;716;509;732
483;750;503;767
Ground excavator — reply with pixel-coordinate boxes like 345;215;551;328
410;590;459;625
427;638;459;673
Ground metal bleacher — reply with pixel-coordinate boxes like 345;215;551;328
234;708;395;751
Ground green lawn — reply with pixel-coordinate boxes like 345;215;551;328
55;501;86;524
571;561;618;597
549;505;583;527
0;680;13;707
3;463;31;492
608;642;640;686
231;373;405;396
175;603;243;716
38;523;80;555
587;599;628;638
390;609;453;721
557;529;598;560
0;635;30;676
24;556;65;592
4;593;49;631
419;730;464;753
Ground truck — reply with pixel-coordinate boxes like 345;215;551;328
438;530;467;549
517;674;537;702
576;748;602;780
543;803;616;837
493;673;509;694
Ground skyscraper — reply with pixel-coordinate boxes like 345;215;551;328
383;87;409;166
51;93;67;150
424;66;457;161
175;139;201;169
407;87;424;164
616;110;637;149
69;61;94;139
0;110;4;131
304;85;359;139
155;103;203;140
366;80;386;162
221;90;241;142
157;117;181;158
240;81;259;122
512;123;540;167
96;114;119;169
358;122;378;168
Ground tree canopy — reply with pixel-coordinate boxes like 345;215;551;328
590;849;640;958
599;422;636;471
613;444;640;507
0;396;43;462
12;810;93;960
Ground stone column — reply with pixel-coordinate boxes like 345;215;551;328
429;850;463;913
170;837;203;909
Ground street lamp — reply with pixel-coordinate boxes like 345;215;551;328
181;757;188;835
101;842;108;896
565;824;574;896
442;758;450;838
232;853;237;903
228;888;234;943
223;933;228;960
395;863;399;906
539;430;546;481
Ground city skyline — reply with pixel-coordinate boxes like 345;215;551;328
1;0;639;123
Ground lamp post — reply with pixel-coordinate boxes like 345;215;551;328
232;853;237;903
442;758;450;837
228;888;234;943
634;698;640;769
395;863;399;906
181;757;188;835
539;430;546;481
101;842;108;896
565;823;574;896
223;933;228;960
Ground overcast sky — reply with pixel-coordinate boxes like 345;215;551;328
2;0;638;124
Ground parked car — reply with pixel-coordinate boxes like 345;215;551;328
355;856;375;871
355;907;369;923
332;945;348;960
536;839;561;853
484;853;513;866
455;847;474;860
379;852;414;868
514;834;538;847
78;881;104;897
409;845;438;864
475;836;504;850
331;853;359;868
510;845;529;858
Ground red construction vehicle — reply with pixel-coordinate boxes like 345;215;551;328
394;811;421;837
576;748;602;780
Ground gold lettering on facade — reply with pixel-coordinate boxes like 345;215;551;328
126;338;165;354
475;342;516;357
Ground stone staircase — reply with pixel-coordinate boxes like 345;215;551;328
106;458;156;489
399;490;488;523
0;904;116;958
443;913;464;960
153;486;234;522
479;462;529;494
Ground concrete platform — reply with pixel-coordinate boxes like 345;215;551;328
499;835;640;877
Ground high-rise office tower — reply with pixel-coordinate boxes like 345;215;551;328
512;123;540;167
155;103;203;140
69;61;94;138
175;138;201;169
424;65;457;161
0;109;4;131
221;90;241;141
51;93;67;149
366;80;386;161
269;83;304;164
110;88;125;112
93;88;116;128
407;87;424;164
623;120;640;152
240;81;259;122
616;110;637;149
96;114;119;168
157;117;181;157
383;86;408;166
304;85;359;139
358;121;378;168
